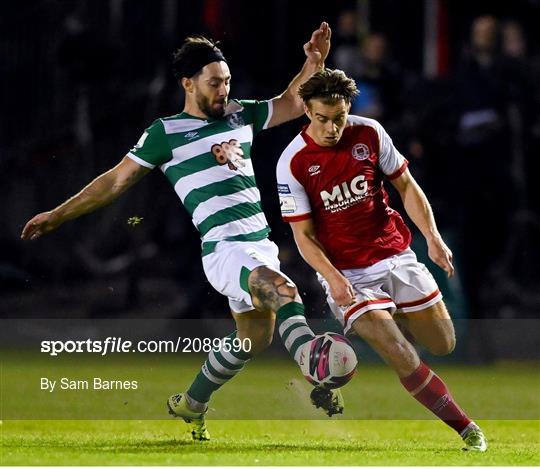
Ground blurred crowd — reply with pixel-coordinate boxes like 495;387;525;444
329;10;540;327
1;2;539;330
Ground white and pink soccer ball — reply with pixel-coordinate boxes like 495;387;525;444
299;332;357;388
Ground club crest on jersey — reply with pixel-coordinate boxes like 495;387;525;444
211;139;246;170
308;165;321;176
227;113;245;129
351;143;370;161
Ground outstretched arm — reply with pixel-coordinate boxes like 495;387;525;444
267;22;331;128
290;218;355;307
21;156;151;240
390;169;455;277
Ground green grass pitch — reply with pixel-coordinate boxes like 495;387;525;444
1;354;539;465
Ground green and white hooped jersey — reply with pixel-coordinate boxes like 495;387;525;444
127;99;273;256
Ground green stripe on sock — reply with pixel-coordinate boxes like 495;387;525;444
230;346;252;361
222;331;252;361
281;321;306;344
276;302;306;323
213;350;244;371
205;360;232;381
289;334;314;357
187;371;221;403
186;330;251;403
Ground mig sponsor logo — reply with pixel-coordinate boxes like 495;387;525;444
320;175;368;213
351;143;370;161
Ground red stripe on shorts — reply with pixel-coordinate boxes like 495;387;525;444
396;289;441;308
344;298;393;324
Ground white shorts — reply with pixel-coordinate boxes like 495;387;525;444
202;238;285;314
318;248;442;334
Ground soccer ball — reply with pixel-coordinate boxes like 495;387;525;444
299;332;357;388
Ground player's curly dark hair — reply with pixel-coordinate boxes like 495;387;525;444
171;36;225;79
299;69;359;106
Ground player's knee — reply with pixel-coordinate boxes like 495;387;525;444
249;266;299;310
360;326;416;364
279;282;299;303
388;338;417;363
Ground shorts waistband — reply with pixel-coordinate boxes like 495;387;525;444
341;248;416;276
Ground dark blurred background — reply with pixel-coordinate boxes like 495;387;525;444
2;0;539;361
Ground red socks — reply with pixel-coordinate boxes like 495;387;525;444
400;361;472;434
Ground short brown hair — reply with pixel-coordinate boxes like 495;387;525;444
299;69;359;106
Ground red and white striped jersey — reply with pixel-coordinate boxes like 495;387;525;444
276;115;411;269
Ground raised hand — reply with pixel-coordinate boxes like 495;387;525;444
304;21;332;65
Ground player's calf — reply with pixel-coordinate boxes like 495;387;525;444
232;308;275;356
352;308;483;448
178;330;252;414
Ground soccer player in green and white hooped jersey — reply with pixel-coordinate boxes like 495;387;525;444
21;23;341;440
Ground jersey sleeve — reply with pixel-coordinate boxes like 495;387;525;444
375;122;408;179
276;151;312;223
238;99;274;135
127;119;172;169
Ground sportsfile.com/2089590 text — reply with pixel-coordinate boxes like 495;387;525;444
40;336;252;356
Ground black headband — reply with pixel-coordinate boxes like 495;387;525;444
174;48;227;79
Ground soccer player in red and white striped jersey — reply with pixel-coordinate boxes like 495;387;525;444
276;69;487;452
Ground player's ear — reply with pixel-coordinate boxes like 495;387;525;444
181;77;193;93
304;102;312;120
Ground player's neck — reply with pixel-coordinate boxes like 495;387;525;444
305;126;325;147
182;103;210;120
